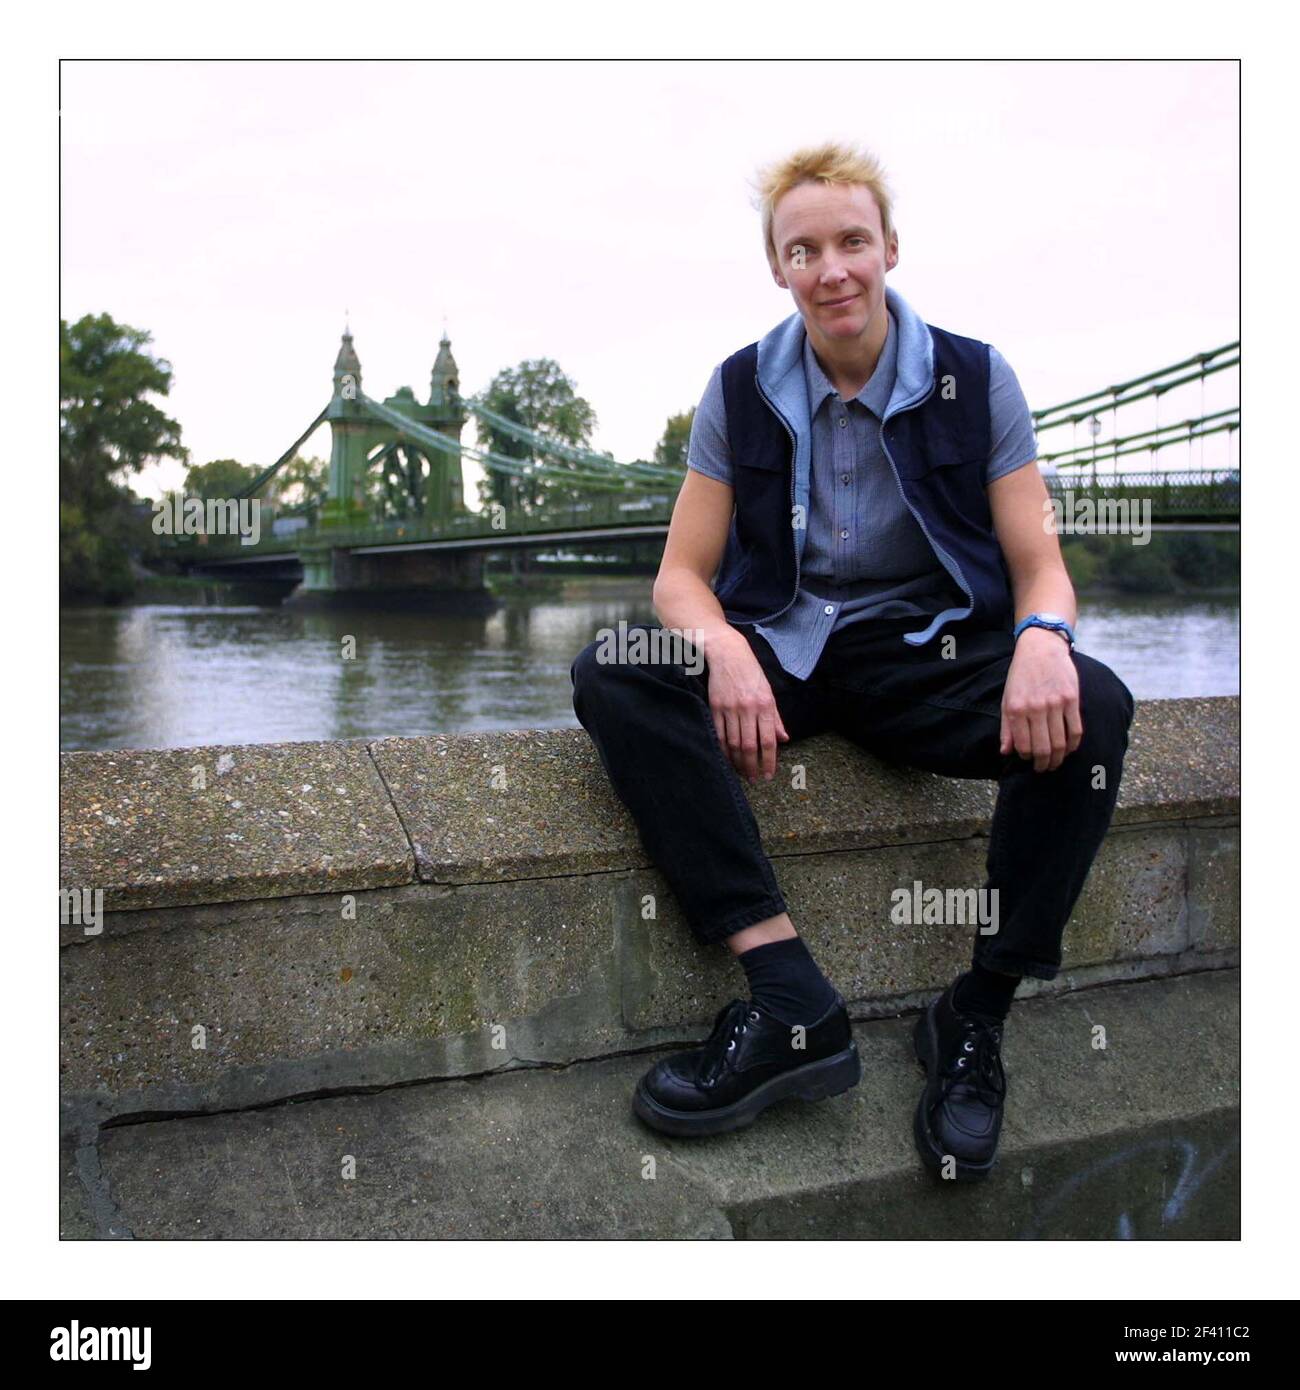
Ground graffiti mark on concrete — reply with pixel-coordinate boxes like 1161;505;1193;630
1019;1133;1239;1240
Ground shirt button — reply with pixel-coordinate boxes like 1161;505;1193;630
824;604;835;615
838;417;848;428
841;473;850;483
840;529;849;539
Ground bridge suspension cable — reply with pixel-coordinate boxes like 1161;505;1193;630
1041;410;1240;471
358;392;676;494
1033;342;1238;427
467;397;682;485
232;375;688;510
235;406;330;500
1032;340;1239;475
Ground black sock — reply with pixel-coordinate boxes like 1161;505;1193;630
737;936;838;1027
952;962;1021;1022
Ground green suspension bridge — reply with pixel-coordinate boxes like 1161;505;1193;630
162;329;1239;606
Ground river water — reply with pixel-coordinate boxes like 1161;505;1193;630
60;582;1239;752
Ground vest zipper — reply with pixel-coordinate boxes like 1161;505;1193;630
741;373;802;627
878;389;975;621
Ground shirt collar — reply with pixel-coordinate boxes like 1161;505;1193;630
802;307;898;419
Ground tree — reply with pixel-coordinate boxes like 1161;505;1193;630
363;441;427;521
182;458;261;500
471;359;599;520
60;313;188;600
271;454;329;522
654;408;694;473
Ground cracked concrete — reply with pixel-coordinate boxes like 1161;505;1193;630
61;970;1239;1240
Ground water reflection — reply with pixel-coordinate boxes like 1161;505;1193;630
60;584;1238;752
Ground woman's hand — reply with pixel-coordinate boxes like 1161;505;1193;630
705;633;790;783
1000;627;1082;772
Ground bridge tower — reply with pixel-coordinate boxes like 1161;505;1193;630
320;329;370;526
294;327;488;610
320;327;469;528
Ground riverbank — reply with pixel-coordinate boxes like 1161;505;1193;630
1058;530;1239;595
63;573;295;608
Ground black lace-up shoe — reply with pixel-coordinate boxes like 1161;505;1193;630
912;979;1008;1181
632;993;860;1137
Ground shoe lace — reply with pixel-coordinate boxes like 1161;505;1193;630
945;1016;1007;1108
699;999;761;1087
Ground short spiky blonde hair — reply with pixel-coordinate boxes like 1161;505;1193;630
751;140;896;268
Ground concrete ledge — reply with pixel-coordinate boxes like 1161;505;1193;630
61;697;1237;913
383;697;1238;883
65;970;1239;1240
60;741;415;913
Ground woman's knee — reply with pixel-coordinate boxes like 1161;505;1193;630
1075;654;1136;748
570;639;601;690
570;638;617;708
570;630;685;713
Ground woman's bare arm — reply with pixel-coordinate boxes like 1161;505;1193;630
652;470;789;780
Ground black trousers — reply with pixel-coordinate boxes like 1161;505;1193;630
570;615;1136;981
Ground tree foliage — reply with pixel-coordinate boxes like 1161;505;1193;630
182;458;260;500
364;442;431;520
654;407;694;473
471;359;599;517
272;454;329;521
1061;532;1239;594
60;313;187;600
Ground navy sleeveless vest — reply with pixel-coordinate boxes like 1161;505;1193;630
713;324;1014;639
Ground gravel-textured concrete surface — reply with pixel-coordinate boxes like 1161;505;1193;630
60;741;415;913
374;727;1002;884
1114;697;1239;825
60;879;624;1114
60;698;1236;912
373;698;1237;885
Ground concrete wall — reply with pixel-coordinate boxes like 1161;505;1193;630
59;697;1239;1139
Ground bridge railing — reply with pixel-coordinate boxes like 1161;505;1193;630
1045;469;1240;518
155;466;1239;562
158;489;681;558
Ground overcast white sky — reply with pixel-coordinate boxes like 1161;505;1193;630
61;59;1238;500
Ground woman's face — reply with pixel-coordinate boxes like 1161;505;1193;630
769;181;898;346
